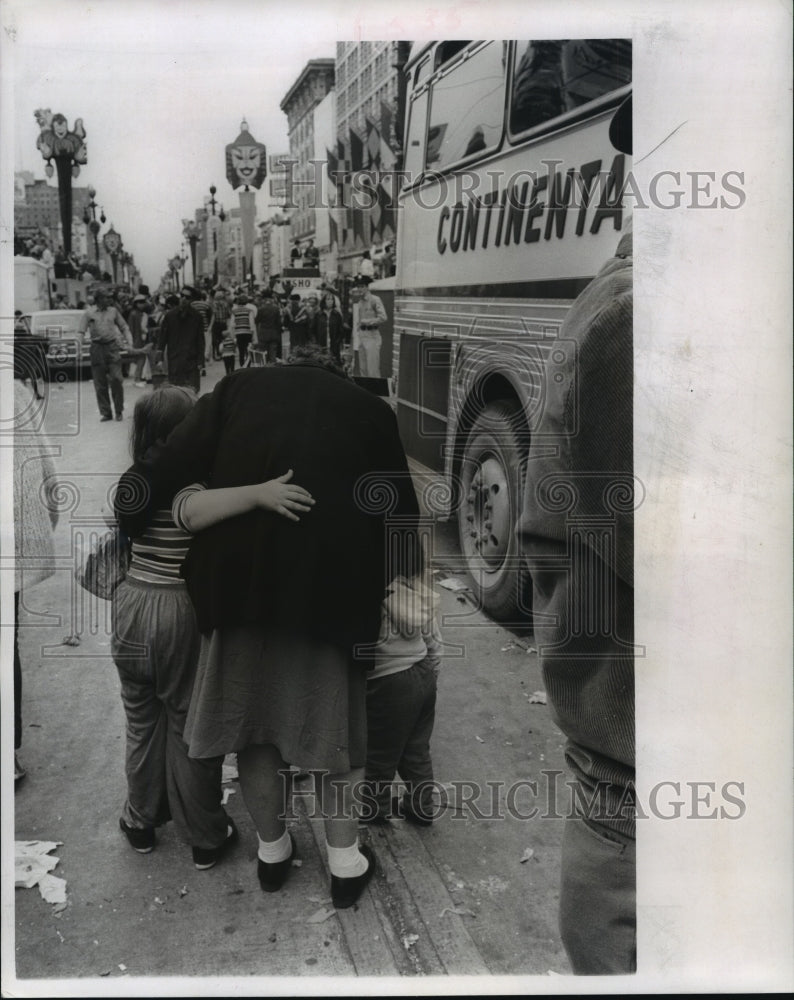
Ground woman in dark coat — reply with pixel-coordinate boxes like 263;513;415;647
315;291;346;361
115;347;420;908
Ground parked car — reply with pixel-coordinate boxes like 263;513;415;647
27;310;92;379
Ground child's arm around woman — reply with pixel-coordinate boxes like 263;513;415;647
173;470;314;533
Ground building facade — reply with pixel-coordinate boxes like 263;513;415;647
280;58;335;258
333;41;409;277
14;173;92;253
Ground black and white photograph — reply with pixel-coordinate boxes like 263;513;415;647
1;1;791;996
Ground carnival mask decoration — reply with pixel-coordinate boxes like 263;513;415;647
34;108;87;178
225;119;267;191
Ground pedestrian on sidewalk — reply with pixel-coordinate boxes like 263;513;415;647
254;287;283;364
352;277;386;378
219;327;237;375
12;355;60;785
317;290;347;363
115;345;421;908
209;288;231;361
359;571;443;826
228;292;257;368
128;294;154;387
80;288;132;421
190;290;212;374
517;95;635;976
111;386;235;867
156;286;205;393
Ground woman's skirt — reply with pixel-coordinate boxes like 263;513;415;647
184;625;367;774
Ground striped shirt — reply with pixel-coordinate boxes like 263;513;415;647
191;300;212;331
127;509;192;584
229;303;257;334
127;482;205;584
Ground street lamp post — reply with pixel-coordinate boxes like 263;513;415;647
103;226;122;285
182;218;202;287
34;109;87;257
82;186;105;265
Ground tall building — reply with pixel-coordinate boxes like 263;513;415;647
280;58;335;266
259;213;292;280
333;41;409;277
14;173;92;252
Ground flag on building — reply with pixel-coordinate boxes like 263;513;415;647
366;115;381;167
380;100;394;150
349;126;365;172
326;146;339;184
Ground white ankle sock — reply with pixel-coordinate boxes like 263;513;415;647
257;829;291;863
327;840;368;878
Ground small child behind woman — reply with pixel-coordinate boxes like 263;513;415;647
360;573;443;826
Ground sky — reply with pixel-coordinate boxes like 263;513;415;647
1;5;792;990
4;0;348;288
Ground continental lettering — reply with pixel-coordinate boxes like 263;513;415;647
525;173;548;244
463;198;480;250
436;155;626;257
449;202;464;251
437;205;450;254
545;166;574;241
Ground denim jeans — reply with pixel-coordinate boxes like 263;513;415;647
362;658;437;819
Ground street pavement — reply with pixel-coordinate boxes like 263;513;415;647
7;360;573;991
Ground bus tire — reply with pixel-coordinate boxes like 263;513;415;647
457;401;531;623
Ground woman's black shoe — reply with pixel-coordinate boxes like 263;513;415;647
257;833;297;892
330;844;376;909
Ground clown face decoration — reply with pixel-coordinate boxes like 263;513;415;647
225;119;267;191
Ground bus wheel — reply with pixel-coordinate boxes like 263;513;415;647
458;401;531;623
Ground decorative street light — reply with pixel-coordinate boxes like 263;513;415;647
180;244;187;285
34;109;87;256
82;186;105;264
103;225;123;285
182;218;203;287
119;250;133;290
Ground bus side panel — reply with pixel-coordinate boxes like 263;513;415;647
398;112;628;296
395;331;452;474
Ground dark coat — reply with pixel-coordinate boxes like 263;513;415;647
311;307;344;352
158;305;205;381
116;364;420;653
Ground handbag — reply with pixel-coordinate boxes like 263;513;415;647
75;527;131;601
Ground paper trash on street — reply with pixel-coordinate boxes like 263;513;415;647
15;841;62;890
38;873;67;905
437;577;470;592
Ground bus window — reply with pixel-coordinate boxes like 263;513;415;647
413;54;431;86
425;41;505;170
433;41;471;70
404;88;429;181
509;39;632;136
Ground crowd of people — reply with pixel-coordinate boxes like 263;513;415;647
65;274;387;426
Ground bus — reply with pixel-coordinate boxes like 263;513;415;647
393;39;632;622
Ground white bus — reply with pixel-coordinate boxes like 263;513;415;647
393;39;632;621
